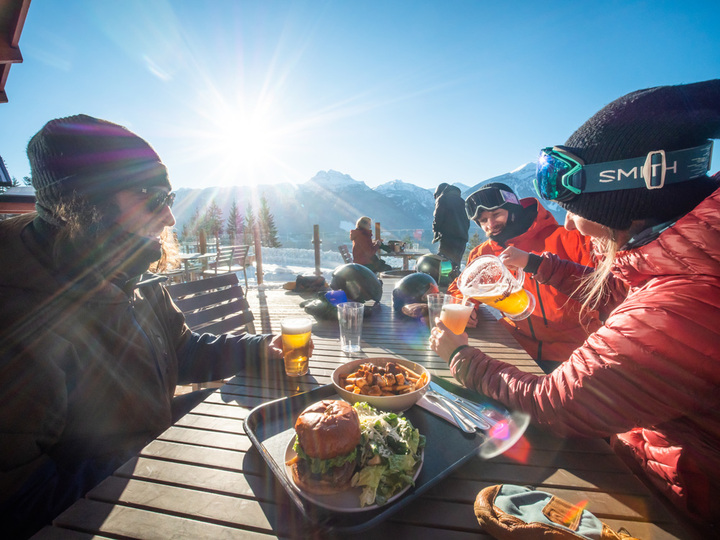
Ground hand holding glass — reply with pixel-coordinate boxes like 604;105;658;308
281;318;313;377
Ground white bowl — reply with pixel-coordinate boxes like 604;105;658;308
332;357;429;412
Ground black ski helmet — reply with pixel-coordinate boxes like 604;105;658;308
330;264;383;303
415;254;454;286
392;272;439;313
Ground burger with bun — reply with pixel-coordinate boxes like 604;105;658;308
289;400;361;494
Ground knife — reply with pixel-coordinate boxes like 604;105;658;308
429;382;494;430
423;392;477;434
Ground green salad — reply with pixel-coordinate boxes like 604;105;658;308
351;402;426;507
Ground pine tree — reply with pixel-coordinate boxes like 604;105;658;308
244;203;256;245
200;200;224;243
259;195;281;247
226;199;243;244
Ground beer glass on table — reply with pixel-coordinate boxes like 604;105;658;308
439;295;474;335
456;255;535;321
281;317;313;377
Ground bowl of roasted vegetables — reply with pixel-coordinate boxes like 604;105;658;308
332;357;430;412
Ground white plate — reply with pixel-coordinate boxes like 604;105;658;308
284;435;424;513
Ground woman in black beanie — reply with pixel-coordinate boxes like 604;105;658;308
431;79;720;531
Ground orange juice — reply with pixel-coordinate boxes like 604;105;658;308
281;318;312;376
440;303;473;335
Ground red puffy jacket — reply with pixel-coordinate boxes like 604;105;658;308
448;198;600;364
450;187;720;526
350;227;379;265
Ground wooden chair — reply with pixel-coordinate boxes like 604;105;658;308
166;273;256;389
338;244;353;264
207;245;251;290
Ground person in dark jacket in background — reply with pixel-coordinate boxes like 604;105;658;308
432;183;469;275
431;79;720;533
0;114;300;538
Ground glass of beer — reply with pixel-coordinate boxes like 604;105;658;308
281;317;313;377
457;255;536;321
439;295;474;335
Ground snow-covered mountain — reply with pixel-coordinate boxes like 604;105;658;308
306;169;366;191
375;179;435;218
173;165;563;248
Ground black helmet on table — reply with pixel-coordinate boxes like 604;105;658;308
392;272;439;313
330;264;383;303
415;254;454;287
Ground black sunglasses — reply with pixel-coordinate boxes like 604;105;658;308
137;188;175;212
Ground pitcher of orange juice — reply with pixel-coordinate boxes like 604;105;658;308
457;255;535;321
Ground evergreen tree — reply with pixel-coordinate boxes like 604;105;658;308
244;203;256;245
259;195;281;247
200;200;224;242
226;199;243;244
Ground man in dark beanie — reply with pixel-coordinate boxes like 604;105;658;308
447;182;600;372
0;114;290;537
431;79;720;533
431;182;469;275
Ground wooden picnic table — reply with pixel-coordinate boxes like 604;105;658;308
382;250;426;271
178;252;216;281
33;276;693;539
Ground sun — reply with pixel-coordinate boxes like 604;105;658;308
168;89;302;189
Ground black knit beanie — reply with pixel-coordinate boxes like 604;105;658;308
558;79;720;230
28;114;171;225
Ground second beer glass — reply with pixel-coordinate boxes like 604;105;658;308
439;295;474;335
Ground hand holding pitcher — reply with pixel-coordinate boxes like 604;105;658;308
457;254;535;321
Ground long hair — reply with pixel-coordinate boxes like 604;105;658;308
149;228;181;272
578;234;620;316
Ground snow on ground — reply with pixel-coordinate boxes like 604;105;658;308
245;247;348;287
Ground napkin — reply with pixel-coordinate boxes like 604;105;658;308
416;394;457;425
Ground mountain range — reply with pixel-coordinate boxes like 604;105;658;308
173;162;567;249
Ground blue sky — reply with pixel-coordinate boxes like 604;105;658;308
1;0;719;191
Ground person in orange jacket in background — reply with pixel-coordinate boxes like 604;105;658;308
447;182;602;372
350;216;392;273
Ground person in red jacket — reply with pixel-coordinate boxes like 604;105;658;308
431;79;720;532
447;182;601;372
350;216;392;272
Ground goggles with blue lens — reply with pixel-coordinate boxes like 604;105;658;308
534;141;714;202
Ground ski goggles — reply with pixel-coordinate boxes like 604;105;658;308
534;141;713;202
465;186;520;220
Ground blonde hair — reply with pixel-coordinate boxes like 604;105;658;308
356;216;372;230
578;235;619;316
149;227;181;272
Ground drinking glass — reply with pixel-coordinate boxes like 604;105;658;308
439;295;474;335
338;302;364;353
281;317;313;377
426;293;445;329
